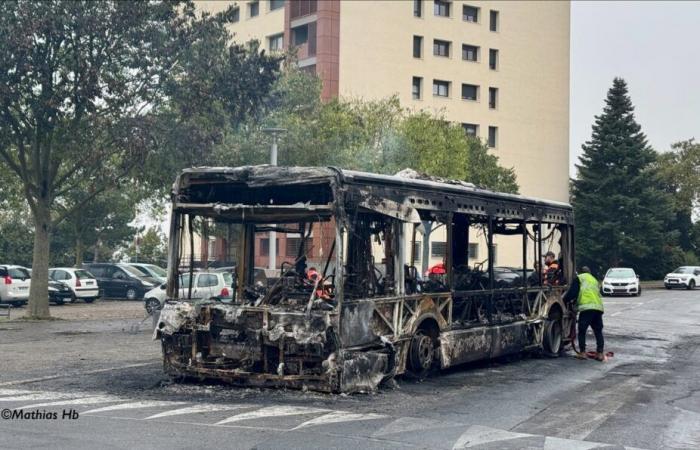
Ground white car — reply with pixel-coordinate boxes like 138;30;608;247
664;266;700;290
49;268;100;303
125;263;167;284
601;267;640;296
144;271;234;314
0;265;31;306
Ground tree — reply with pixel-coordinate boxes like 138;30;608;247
124;227;167;265
0;1;281;318
571;78;674;278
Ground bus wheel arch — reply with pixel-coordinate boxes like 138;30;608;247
407;317;440;378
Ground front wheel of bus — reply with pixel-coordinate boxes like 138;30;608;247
408;331;434;378
543;318;563;357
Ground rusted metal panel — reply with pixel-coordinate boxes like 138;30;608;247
439;327;493;368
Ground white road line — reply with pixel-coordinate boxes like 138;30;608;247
82;400;187;415
0;391;80;402
0;362;158;386
145;404;248;420
215;406;329;425
543;436;602;450
373;417;462;436
0;388;35;396
17;395;124;409
453;425;532;449
292;411;387;430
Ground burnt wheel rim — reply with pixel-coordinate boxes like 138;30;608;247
411;333;434;372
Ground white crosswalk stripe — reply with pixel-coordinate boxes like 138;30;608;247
292;411;387;430
82;400;187;415
145;404;248;420
0;391;80;402
16;395;123;409
215;405;329;425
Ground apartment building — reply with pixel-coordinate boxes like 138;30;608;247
194;0;570;269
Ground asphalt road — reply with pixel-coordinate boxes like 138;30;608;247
1;289;699;449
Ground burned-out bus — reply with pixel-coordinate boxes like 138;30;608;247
155;166;575;393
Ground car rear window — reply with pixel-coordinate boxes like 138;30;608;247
222;272;233;285
75;270;94;279
8;268;30;279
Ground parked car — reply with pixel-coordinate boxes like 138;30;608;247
82;263;157;300
601;267;640;296
144;271;234;313
664;266;700;290
212;266;268;286
125;263;167;284
48;280;74;305
0;265;31;307
49;268;100;303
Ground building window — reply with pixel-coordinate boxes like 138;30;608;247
290;0;317;19
414;0;422;17
489;48;499;70
488;126;498;148
433;79;449;97
268;33;284;52
490;10;499;32
431;241;447;258
413;35;423;58
412;242;422;261
292;24;308;45
412;77;422;100
489;87;498;109
231;7;240;22
434;0;450;18
433;39;450;57
285;237;311;257
249;1;259;17
463;4;479;22
462;44;479;62
468;243;479;259
461;83;478;101
462;123;478;137
260;238;279;256
270;0;284;11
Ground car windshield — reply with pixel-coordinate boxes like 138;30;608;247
607;269;635;278
673;267;694;274
74;270;94;279
146;265;167;277
120;265;146;277
130;265;151;276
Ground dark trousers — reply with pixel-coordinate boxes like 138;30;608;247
578;310;604;353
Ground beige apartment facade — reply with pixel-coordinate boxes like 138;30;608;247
194;0;570;269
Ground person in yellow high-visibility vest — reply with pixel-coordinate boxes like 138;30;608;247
563;266;605;361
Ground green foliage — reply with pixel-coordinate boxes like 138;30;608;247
215;68;518;193
123;227;167;265
572;78;676;278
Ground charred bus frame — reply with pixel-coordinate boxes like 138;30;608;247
155;166;575;393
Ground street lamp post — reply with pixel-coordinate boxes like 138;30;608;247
262;128;286;271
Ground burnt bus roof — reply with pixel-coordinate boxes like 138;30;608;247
174;165;573;224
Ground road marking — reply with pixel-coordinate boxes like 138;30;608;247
145;404;248;420
373;416;462;436
292;411;387;430
0;362;158;386
0;391;80;402
0;388;35;396
542;436;602;449
17;395;124;409
82;400;187;415
453;425;533;449
215;406;329;425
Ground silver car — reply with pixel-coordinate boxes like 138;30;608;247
144;271;234;314
0;265;31;306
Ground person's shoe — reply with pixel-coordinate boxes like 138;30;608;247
595;352;607;362
574;351;588;360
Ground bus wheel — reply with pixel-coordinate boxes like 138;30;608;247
543;318;563;357
408;331;434;378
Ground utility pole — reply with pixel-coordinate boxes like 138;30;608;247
262;128;286;271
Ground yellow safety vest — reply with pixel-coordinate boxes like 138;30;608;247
577;273;604;312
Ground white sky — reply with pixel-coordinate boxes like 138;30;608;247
570;1;700;177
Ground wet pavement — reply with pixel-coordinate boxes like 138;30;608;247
1;289;699;449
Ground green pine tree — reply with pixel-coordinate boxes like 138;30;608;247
572;78;674;279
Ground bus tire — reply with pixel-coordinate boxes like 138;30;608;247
543;318;563;357
408;331;435;378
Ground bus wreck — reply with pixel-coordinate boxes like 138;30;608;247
155;165;575;393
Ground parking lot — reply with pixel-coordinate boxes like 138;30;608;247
1;289;699;449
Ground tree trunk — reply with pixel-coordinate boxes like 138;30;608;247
75;236;84;266
28;201;52;319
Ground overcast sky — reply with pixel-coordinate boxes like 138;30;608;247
570;1;700;176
